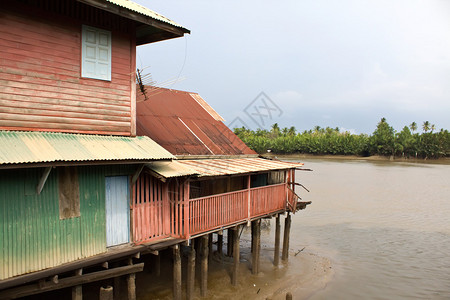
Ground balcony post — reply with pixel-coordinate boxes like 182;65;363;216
247;175;251;222
184;179;190;239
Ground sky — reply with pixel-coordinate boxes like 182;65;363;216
134;0;450;134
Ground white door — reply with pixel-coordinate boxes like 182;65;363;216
105;176;130;247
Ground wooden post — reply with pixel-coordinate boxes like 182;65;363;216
227;229;233;257
126;259;136;300
252;219;261;274
217;232;223;256
200;235;209;297
274;214;281;266
187;244;196;300
72;269;82;300
113;276;122;300
155;253;161;277
286;292;293;300
99;286;113;300
208;233;213;259
282;213;291;261
173;245;182;300
231;226;240;286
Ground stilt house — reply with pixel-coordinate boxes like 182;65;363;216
134;88;306;243
0;0;189;297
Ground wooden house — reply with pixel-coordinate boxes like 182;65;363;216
0;0;189;297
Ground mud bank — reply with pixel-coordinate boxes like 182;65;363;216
136;235;333;300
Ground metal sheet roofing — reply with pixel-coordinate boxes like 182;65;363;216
106;0;187;30
136;88;256;156
145;161;199;179
177;158;303;177
0;131;174;166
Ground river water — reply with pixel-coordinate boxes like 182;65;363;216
289;158;450;300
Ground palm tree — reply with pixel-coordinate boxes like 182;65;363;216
409;122;417;133
422;121;430;133
431;124;435;133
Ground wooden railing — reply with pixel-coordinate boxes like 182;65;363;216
188;183;287;236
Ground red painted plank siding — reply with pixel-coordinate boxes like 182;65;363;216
0;5;135;135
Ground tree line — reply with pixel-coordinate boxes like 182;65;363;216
234;118;449;159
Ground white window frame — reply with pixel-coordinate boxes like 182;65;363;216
81;25;111;81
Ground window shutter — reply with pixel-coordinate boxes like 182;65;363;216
82;25;111;81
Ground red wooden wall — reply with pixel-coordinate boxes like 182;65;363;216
0;1;136;136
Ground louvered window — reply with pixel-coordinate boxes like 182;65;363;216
81;25;111;81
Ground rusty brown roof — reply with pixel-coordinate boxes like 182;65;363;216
136;88;256;156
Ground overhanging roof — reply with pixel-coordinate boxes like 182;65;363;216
0;131;174;168
145;161;199;180
176;158;303;177
77;0;190;44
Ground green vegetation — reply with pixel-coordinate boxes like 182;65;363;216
234;118;450;159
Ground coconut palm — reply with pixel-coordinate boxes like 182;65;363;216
423;121;430;133
409;122;417;133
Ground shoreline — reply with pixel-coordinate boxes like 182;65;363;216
261;153;450;165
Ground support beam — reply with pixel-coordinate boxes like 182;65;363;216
173;246;182;300
200;235;209;297
131;164;145;186
155;253;161;277
217;233;223;256
274;215;281;266
282;213;291;261
99;286;113;300
0;264;144;299
113;276;122;300
36;167;52;195
231;226;240;286
126;259;136;300
71;269;82;300
251;220;261;275
227;229;233;257
186;245;196;300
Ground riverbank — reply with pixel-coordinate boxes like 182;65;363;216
261;153;450;164
136;231;334;300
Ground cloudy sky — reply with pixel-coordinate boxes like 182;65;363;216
134;0;450;134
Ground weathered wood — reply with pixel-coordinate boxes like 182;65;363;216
227;229;233;257
286;292;293;300
36;166;52;195
113;277;122;300
99;286;113;300
252;220;261;275
71;269;82;300
0;264;144;299
208;233;213;260
282;214;291;261
200;235;209;297
231;227;240;286
186;245;196;300
173;246;182;300
126;273;136;300
217;233;223;255
155;254;161;277
274;215;281;266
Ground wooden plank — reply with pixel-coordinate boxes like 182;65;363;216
0;264;144;299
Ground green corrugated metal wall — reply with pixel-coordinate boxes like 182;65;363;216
0;165;135;280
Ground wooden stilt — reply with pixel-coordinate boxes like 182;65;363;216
282;213;291;261
155;253;161;277
113;276;122;300
200;235;209;297
286;292;293;300
173;245;182;300
227;229;233;257
72;269;82;300
231;226;240;286
208;233;213;260
126;258;136;300
274;215;281;266
252;219;261;274
217;232;223;256
187;244;196;300
99;286;113;300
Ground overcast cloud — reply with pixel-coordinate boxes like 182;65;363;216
135;0;450;134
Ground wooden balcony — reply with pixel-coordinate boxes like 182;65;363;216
132;173;298;244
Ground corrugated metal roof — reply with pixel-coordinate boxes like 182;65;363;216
177;158;303;177
145;161;199;179
106;0;187;30
0;131;174;166
136;88;256;156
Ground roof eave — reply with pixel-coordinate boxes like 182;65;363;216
76;0;190;45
